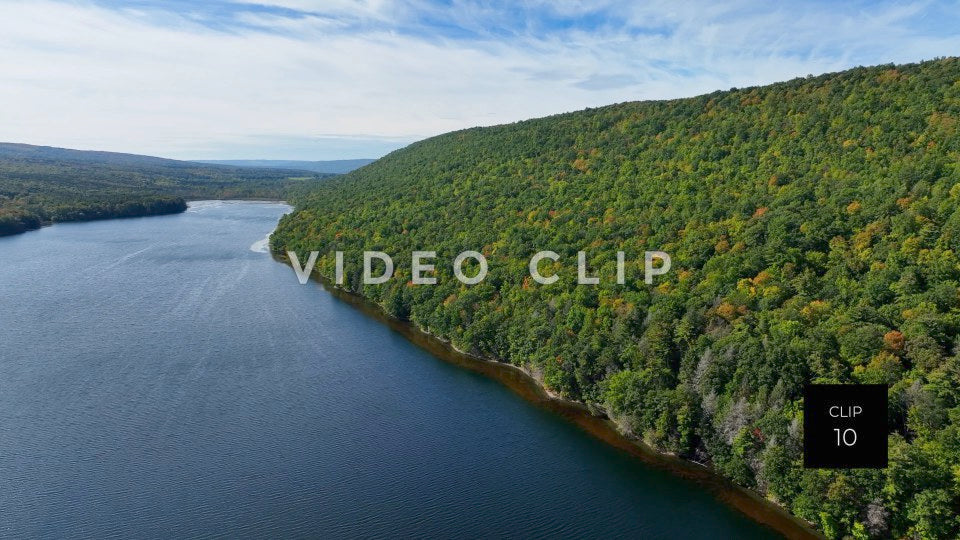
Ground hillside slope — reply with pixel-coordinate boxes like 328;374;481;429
272;58;960;538
0;143;327;235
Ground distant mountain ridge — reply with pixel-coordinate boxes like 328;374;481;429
0;143;311;174
0;142;191;165
195;159;375;174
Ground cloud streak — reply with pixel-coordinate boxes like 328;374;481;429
0;0;956;159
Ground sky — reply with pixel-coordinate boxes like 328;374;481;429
0;0;958;160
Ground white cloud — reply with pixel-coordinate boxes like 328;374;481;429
0;0;955;159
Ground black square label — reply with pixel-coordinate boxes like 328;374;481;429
803;384;887;468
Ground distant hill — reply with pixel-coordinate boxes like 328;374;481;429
195;159;375;174
0;143;328;236
273;58;960;539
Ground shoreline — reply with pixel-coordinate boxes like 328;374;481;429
272;252;823;540
185;197;288;203
0;203;188;238
0;199;290;238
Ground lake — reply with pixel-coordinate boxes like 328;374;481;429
0;201;784;539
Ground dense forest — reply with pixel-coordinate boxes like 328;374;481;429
0;143;327;236
272;58;960;538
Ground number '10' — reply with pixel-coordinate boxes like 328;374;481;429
834;428;857;446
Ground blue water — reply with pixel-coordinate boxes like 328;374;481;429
0;201;780;539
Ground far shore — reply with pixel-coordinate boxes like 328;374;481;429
0;199;291;239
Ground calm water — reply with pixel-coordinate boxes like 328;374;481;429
0;202;780;539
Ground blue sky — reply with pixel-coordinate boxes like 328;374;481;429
0;0;957;160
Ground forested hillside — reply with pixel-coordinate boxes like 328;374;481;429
0;143;327;236
272;58;960;539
